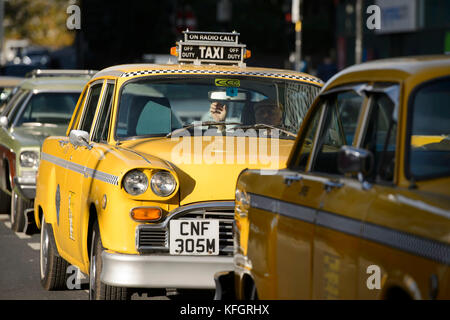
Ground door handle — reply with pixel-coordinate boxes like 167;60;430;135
284;174;303;186
58;140;69;147
323;180;343;191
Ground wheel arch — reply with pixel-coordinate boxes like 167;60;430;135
241;273;258;300
85;202;98;268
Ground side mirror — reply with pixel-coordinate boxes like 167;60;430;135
337;146;374;180
69;130;92;150
0;116;8;128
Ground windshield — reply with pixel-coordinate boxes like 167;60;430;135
409;77;450;180
116;76;320;140
15;92;80;126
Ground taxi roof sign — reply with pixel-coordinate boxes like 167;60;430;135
175;30;248;66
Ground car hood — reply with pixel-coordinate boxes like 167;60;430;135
119;136;294;205
11;125;68;148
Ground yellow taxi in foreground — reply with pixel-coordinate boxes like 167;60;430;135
34;31;323;299
217;55;450;300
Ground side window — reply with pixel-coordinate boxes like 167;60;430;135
312;91;363;175
290;102;324;170
408;78;450;179
362;92;398;182
92;83;114;143
68;87;88;133
79;82;103;133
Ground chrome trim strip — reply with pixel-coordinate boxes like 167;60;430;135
248;192;450;265
41;152;119;186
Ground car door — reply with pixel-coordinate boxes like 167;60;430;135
266;100;325;299
358;83;440;300
305;88;372;299
58;80;104;264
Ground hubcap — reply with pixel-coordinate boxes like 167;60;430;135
40;219;49;279
89;233;96;299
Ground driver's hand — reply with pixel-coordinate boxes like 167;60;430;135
210;102;227;122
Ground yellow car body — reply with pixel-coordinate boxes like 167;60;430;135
228;55;450;300
34;35;323;298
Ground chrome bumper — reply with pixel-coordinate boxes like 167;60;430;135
13;177;36;199
101;251;233;289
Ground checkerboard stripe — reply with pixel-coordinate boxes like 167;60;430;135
120;69;323;84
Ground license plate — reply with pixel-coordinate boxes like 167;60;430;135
169;219;219;255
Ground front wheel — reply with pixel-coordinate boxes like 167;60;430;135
89;222;130;300
40;215;70;290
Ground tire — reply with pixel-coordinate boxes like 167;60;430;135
89;222;130;300
0;189;11;215
40;215;70;290
10;190;32;232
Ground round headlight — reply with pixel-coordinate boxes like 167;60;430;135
123;170;148;196
150;171;176;197
20;151;39;168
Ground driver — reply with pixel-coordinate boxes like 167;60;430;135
209;100;227;122
209;99;282;126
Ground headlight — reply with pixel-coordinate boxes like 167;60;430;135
150;171;176;197
20;151;39;168
123;170;148;196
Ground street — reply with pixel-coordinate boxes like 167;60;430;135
0;213;213;300
0;213;88;299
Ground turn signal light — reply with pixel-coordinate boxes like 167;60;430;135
130;207;162;222
244;49;251;59
170;46;178;57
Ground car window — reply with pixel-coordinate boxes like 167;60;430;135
312;91;363;175
1;89;26;117
408;77;450;179
92;82;114;143
15;92;80;126
79;82;103;133
289;102;324;170
68;87;88;133
5;90;29;123
362;90;398;182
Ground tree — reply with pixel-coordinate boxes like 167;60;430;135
4;0;75;48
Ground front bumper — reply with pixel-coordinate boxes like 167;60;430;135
101;251;233;289
13;176;36;199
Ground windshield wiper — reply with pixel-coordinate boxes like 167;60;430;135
234;123;297;138
165;121;242;138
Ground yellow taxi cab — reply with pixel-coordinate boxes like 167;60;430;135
218;55;450;300
34;31;323;299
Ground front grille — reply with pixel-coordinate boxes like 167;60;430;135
138;229;168;249
137;206;234;256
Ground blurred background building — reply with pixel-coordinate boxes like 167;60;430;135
1;0;449;80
